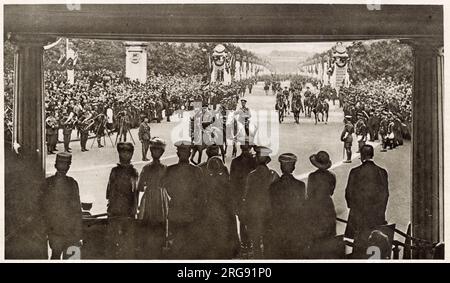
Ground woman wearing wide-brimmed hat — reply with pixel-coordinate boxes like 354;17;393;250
306;151;338;258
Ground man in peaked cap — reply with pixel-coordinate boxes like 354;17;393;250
160;140;206;259
40;152;82;259
266;153;308;259
241;145;279;258
106;142;139;259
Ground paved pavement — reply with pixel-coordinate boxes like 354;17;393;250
45;81;411;238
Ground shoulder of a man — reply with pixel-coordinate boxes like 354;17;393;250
165;163;179;173
348;165;362;176
65;175;78;185
373;163;388;177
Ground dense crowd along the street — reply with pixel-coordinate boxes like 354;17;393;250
3;69;257;149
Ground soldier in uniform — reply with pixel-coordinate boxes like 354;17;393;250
355;115;368;153
137;137;168;259
161;140;206;259
138;116;151;161
230;144;256;256
379;112;389;152
304;86;312;99
367;110;380;142
341;115;354;163
241;146;279;258
247;81;253;94
45;111;59;155
155;99;163;123
94;108;107;148
282;86;290;115
78;110;93;152
62;109;76;153
264;83;270;96
234;99;252;138
117;109;131;143
387;114;396;150
393;114;404;147
200;102;215;140
106;142;139;259
40;152;82;259
271;82;277;95
266;153;307;259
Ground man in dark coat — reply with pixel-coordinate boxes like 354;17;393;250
241;146;279;258
41;152;82;259
161;140;206;259
230;144;256;256
106;142;139;259
344;145;389;258
267;153;306;259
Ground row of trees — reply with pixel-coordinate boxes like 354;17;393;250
302;40;414;85
347;40;413;85
3;40;265;77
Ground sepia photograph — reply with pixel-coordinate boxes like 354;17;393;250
1;0;446;262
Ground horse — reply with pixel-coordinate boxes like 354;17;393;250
291;95;303;124
304;96;314;118
312;98;330;125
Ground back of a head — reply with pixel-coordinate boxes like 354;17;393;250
361;144;374;161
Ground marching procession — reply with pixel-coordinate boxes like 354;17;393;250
264;75;411;164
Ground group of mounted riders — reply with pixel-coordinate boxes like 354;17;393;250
189;93;256;165
272;81;338;125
